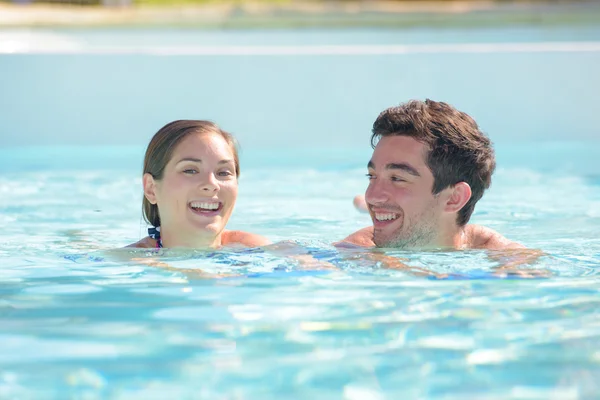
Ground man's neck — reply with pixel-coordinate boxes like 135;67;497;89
434;222;468;250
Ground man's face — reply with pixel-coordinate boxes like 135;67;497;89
365;136;446;249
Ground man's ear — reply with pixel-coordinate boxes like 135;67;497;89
444;182;472;213
143;173;158;205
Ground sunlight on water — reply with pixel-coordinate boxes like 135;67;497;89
1;142;600;399
2;23;600;399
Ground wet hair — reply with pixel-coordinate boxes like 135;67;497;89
371;99;496;226
142;120;240;227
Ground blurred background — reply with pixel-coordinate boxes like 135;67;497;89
2;4;600;398
0;0;599;170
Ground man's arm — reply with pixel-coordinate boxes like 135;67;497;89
353;195;369;213
334;226;375;248
334;228;445;277
224;230;271;247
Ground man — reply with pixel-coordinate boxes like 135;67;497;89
339;99;523;251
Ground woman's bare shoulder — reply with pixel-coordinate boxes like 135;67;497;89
125;237;157;249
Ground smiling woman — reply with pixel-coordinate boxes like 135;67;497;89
127;120;271;249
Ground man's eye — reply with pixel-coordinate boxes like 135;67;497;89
366;174;375;180
391;176;406;182
218;171;233;177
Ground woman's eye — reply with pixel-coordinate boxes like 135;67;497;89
366;173;375;180
183;169;197;174
218;171;233;177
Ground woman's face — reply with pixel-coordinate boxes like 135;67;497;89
144;132;238;245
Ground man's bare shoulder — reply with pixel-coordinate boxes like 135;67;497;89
125;237;156;248
334;226;375;248
466;224;525;250
223;230;271;248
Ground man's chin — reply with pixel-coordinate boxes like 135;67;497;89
372;228;419;249
372;222;401;246
373;239;414;250
373;231;436;250
372;234;397;249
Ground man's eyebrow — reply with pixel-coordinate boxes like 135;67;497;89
386;162;421;177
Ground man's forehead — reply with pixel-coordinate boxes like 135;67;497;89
371;136;428;165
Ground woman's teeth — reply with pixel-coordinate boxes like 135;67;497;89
190;202;220;211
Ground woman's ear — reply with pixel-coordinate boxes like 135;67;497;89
444;182;472;213
143;173;158;205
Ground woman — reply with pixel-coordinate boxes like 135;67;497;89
128;120;270;249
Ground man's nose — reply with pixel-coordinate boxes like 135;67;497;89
365;180;388;206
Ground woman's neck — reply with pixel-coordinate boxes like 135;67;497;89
159;226;223;249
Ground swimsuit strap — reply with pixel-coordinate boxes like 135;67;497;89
148;226;162;248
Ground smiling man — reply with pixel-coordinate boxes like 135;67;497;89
340;99;522;251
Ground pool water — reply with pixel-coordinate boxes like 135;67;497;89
1;25;600;399
1;141;600;399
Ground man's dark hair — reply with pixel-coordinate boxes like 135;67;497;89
371;99;496;226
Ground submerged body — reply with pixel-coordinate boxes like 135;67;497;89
128;230;268;249
339;223;524;251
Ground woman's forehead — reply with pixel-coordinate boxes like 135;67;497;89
173;132;234;157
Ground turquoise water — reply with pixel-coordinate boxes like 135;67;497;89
1;26;600;399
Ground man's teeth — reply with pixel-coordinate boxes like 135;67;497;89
190;202;219;210
375;213;398;221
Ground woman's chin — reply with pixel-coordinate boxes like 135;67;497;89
189;221;225;236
